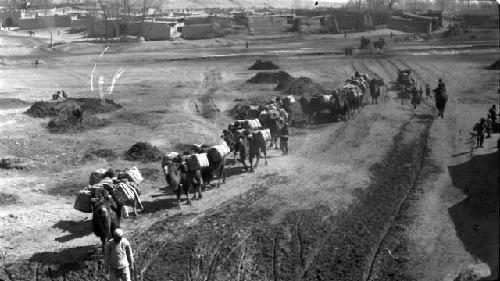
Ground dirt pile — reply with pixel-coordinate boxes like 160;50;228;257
486;59;500;70
27;98;121;118
125;142;163;162
277;77;326;98
47;114;108;134
247;71;293;84
27;98;120;133
248;60;280;70
27;99;82;118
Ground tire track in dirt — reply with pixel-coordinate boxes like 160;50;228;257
195;70;222;119
302;104;434;281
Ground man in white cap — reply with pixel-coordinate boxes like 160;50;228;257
105;228;135;281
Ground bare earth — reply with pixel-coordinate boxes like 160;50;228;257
0;28;498;281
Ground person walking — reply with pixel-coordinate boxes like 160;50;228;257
279;123;289;155
486;114;493;138
105;229;135;281
473;118;486;148
411;86;418;109
489;105;497;126
425;84;431;99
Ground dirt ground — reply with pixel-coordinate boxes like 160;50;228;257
0;27;498;281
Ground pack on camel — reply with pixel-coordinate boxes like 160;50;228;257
311;95;338;123
369;78;385;104
192;144;228;188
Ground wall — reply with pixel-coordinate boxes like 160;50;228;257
462;14;499;28
388;16;431;33
295;16;322;33
18;16;72;30
293;9;373;30
86;19;120;38
185;16;233;29
182;23;218;39
141;22;180;40
247;16;288;35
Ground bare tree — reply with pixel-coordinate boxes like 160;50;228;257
138;0;148;40
97;0;109;41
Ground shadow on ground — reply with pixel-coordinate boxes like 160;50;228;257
53;219;93;243
29;245;98;265
448;150;499;280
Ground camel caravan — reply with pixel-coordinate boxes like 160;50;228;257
73;70;384;249
298;72;384;123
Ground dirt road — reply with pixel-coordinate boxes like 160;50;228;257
0;30;498;281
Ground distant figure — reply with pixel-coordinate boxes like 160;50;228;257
411;87;418;109
418;85;423;101
473;118;486;148
105;228;134;281
433;85;448;118
488;105;496;125
486;114;492;138
279;123;289;155
52;91;61;100
245;41;249;49
57;29;60;36
74;108;83;123
390;32;393;38
425;84;431;99
62;91;67;99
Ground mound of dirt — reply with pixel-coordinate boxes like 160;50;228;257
247;71;293;84
27;99;81;118
277;77;326;98
0;98;31;110
0;192;19;205
125;142;163;163
486;59;500;70
47;114;108;134
248;60;280;70
27;98;121;118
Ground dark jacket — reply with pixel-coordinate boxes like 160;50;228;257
474;122;486;134
279;127;289;139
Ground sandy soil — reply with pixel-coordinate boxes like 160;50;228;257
0;27;498;281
